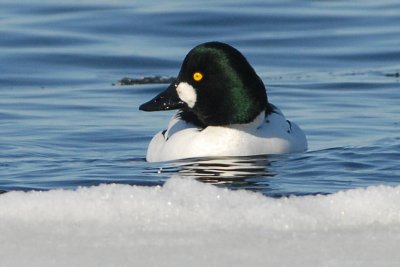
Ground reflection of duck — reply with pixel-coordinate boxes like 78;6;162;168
156;155;276;189
140;42;307;162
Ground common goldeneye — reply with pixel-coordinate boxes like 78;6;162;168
139;42;307;162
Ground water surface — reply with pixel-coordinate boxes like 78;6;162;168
1;0;399;196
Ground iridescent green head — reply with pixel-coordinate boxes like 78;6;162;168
140;42;269;126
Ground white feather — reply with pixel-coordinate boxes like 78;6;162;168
146;107;307;162
176;82;197;108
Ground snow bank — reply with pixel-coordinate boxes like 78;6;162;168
0;177;399;267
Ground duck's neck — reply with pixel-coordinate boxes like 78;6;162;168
177;110;206;128
178;103;273;129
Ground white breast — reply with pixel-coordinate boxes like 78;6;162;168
146;108;307;162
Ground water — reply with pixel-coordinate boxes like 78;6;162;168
1;2;400;266
1;0;400;196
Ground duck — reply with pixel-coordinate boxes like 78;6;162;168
139;42;307;162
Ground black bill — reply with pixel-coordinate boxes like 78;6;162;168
139;81;185;111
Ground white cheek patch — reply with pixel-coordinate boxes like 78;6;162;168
176;82;197;108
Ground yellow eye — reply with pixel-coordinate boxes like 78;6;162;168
193;72;203;82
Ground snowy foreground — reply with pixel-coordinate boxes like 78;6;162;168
1;177;399;267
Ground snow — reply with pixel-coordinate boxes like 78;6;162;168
0;177;399;267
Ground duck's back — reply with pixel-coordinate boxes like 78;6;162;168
146;108;307;162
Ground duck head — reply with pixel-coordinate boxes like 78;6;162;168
139;42;269;126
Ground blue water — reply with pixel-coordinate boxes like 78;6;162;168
1;0;399;196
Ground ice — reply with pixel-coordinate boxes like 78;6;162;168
1;177;399;267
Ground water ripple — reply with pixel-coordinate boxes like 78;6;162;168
0;0;399;195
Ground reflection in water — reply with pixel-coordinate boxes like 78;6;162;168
153;155;276;191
